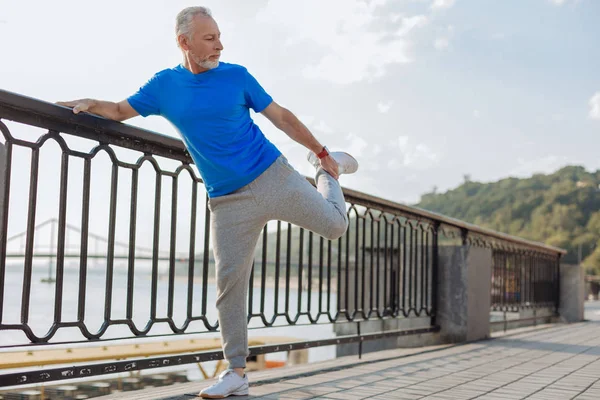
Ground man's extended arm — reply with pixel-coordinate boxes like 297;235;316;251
261;101;339;179
56;99;139;122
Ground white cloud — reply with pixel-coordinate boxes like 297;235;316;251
589;92;600;120
434;25;454;50
388;158;403;169
377;101;393;113
473;110;480;118
298;115;315;125
367;163;381;172
510;155;572;177
389;136;439;170
431;0;456;10
434;37;450;50
409;144;439;166
398;136;409;150
396;15;428;36
298;115;334;134
314;120;334;134
548;0;581;5
390;13;403;23
257;0;426;85
344;133;369;157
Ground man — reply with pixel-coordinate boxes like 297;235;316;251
58;6;358;398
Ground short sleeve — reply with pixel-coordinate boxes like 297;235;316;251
127;74;162;117
243;69;273;113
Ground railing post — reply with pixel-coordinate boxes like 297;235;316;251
461;228;468;246
556;254;561;314
0;142;6;247
430;222;440;327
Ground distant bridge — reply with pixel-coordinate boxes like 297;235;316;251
5;218;190;281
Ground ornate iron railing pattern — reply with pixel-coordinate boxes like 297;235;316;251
0;124;438;346
0;89;565;387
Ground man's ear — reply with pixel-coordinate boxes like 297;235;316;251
178;34;190;50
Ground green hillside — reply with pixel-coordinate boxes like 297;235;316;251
416;166;600;273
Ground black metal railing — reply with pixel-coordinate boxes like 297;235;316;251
490;249;560;312
488;248;560;331
0;89;565;387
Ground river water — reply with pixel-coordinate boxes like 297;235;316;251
1;262;339;381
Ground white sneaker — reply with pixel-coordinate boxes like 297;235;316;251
307;151;359;175
199;369;249;399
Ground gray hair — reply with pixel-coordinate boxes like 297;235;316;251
176;6;212;40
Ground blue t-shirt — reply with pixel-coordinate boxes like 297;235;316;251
127;62;281;197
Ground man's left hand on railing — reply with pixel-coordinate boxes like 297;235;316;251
56;98;138;122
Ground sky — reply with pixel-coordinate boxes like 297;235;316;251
1;0;599;207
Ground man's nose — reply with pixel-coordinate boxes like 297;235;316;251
216;39;224;50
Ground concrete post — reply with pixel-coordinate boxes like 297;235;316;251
559;263;585;322
437;245;492;343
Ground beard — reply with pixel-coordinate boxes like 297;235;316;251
191;52;219;70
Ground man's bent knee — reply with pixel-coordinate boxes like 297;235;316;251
325;216;348;240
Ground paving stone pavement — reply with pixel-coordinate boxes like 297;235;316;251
97;302;600;400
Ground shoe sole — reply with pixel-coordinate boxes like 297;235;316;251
199;389;249;398
337;152;358;175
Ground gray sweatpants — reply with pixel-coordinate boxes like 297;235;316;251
208;155;348;368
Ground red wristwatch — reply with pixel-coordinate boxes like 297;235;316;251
316;146;330;159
